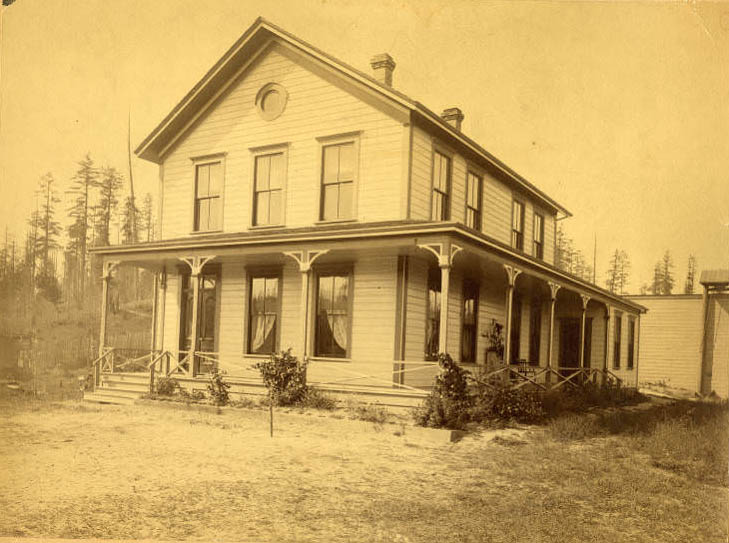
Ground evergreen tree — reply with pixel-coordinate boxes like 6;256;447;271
120;195;141;245
94;166;123;246
66;153;98;301
605;249;630;294
141;193;154;242
651;263;664;295
35;173;62;279
684;254;697;294
660;250;675;295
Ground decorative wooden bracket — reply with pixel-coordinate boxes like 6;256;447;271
548;281;561;300
283;249;330;272
417;242;464;268
503;264;522;287
101;260;120;280
580;294;591;310
179;255;216;276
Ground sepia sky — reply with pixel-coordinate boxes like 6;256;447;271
1;0;728;292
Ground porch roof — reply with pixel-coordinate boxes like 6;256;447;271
89;220;646;313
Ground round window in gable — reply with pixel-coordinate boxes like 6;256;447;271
255;83;288;121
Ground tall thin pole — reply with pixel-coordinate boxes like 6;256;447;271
127;111;137;243
593;233;597;284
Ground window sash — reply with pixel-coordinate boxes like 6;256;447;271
627;319;635;369
613;317;622;369
315;273;351;358
194;161;222;231
461;281;478;363
248;275;280;354
320;143;355;221
426;272;441;360
253;153;284;226
533;213;544;259
431;151;451;221
465;172;482;230
512;200;524;250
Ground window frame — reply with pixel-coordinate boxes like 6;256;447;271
177;265;221;375
249;143;289;229
245;268;283;356
425;267;442;361
312;266;354;360
511;198;525;251
430;146;453;221
316;132;361;224
627;317;636;370
461;279;479;364
190;153;226;234
464;169;483;231
613;312;622;369
528;298;542;366
533;211;544;260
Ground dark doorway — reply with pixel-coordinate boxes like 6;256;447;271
559;318;580;369
179;272;218;375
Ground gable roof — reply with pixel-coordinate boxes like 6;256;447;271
136;17;570;217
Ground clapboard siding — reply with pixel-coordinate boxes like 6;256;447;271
162;274;180;354
160;43;405;239
350;256;398;361
403;257;428;360
409;126;432;220
629;295;709;394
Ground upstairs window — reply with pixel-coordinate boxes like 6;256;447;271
320;142;355;221
253;152;284;226
511;199;524;250
533;212;544;259
248;274;281;354
194;161;223;232
431;151;451;221
465;171;482;230
613;314;622;369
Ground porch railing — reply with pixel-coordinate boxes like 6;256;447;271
470;364;623;392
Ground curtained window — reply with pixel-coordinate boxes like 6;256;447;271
248;275;280;354
315;273;351;358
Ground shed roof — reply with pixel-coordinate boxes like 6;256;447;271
700;269;729;286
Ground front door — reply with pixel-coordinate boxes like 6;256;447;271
559;318;580;371
179;273;218;375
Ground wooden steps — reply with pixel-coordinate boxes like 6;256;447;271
83;372;148;405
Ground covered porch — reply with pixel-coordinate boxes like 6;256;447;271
88;223;644;402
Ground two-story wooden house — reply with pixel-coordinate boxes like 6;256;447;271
90;18;645;403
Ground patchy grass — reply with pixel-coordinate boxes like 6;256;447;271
0;393;726;542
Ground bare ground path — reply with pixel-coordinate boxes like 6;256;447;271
0;398;726;542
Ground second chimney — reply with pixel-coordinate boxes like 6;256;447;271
370;53;396;87
441;108;464;131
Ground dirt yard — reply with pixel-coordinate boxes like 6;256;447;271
0;394;726;542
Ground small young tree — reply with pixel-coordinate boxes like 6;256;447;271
684;254;697;294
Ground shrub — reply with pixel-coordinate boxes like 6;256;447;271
254;349;309;406
155;377;179;396
300;388;337;410
415;353;472;429
470;381;545;424
207;368;231;406
348;404;390;424
179;388;207;402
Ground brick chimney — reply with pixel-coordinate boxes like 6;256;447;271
370;53;396;87
441;108;464;131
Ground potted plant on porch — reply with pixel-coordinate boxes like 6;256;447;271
483;319;504;372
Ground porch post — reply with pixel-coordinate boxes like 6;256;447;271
603;305;611;384
150;272;159;354
158;269;167;353
546;281;560;385
503;265;522;365
98;261;118;357
579;294;590;369
283;250;330;360
438;262;450;354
